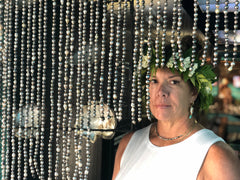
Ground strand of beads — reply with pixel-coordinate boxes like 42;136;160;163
191;0;198;69
170;0;178;68
161;0;168;67
54;0;64;178
66;0;76;174
0;0;3;177
177;0;183;66
6;0;13;178
99;0;107;124
80;0;88;178
61;0;71;178
229;0;239;71
138;0;145;122
29;0;38;178
138;0;145;123
155;0;161;68
73;0;84;179
107;0;114;126
87;0;95;125
92;0;100;124
65;0;73;178
9;1;19;179
213;0;220;67
40;1;48;179
113;0;122;121
85;0;94;178
223;0;229;67
34;0;44;177
1;1;8;177
18;0;27;178
146;0;154;121
48;0;57;179
131;0;140;124
23;0;33;178
201;0;210;66
79;0;86;178
118;0;128;122
11;0;19;179
99;0;107;141
87;0;96;130
66;0;76;178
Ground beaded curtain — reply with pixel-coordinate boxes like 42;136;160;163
0;0;238;179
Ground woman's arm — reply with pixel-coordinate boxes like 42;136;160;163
112;132;134;180
198;141;240;180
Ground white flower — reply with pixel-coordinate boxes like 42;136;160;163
179;65;185;72
166;56;174;68
179;57;191;72
188;63;198;77
192;63;198;71
175;52;179;59
205;86;211;94
142;55;148;68
183;57;191;69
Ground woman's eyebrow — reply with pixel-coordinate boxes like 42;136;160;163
150;75;156;79
168;75;181;78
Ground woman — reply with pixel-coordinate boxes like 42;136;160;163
112;37;240;179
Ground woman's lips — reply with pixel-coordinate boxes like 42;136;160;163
155;104;171;108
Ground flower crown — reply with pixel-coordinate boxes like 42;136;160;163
141;43;217;112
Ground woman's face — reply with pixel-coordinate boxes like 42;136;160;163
149;68;197;122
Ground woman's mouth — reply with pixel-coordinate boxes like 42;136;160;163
156;104;171;108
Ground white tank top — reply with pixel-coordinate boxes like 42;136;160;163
115;124;224;180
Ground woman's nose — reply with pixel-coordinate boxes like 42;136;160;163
157;84;169;97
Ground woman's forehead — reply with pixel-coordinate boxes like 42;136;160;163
153;68;181;77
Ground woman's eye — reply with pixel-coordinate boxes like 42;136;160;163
150;79;158;84
170;80;180;85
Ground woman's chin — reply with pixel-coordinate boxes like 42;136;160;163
152;112;172;121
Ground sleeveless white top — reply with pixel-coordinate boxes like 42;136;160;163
115;124;224;180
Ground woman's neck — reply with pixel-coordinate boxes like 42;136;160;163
150;118;201;147
156;117;195;137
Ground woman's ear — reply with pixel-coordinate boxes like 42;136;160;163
188;81;198;103
191;88;198;103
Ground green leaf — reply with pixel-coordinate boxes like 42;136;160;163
190;77;196;86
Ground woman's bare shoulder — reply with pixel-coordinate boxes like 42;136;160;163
199;141;240;180
112;132;134;180
115;131;135;161
119;132;134;147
